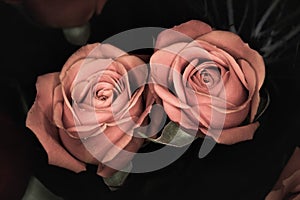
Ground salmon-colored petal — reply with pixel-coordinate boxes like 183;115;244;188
201;121;260;145
199;31;265;90
52;85;64;128
101;133;134;163
265;147;300;200
60;43;127;98
153;84;187;109
59;125;129;164
238;59;259;122
155;20;212;49
61;95;78;128
35;73;60;121
272;147;300;189
192;40;251;96
223;69;247;106
60;43;100;83
173;20;213;38
163;101;197;130
70;59;123;93
117;54;147;73
26;101;86;172
150;43;187;86
97;164;117;178
97;43;128;59
98;137;144;177
189;90;249;130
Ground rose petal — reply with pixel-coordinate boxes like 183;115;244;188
272;147;300;190
60;43;100;92
155;20;212;49
98;137;144;177
52;84;64;128
201;121;260;145
265;147;300;200
35;73;60;121
26;100;86;173
60;43;127;99
198;30;265;91
116;54;147;74
162;101;200;130
59;124;130;164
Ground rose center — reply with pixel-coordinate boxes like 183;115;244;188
200;69;213;87
98;95;108;101
196;65;221;89
95;89;109;101
201;70;210;83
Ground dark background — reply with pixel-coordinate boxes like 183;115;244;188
0;0;300;199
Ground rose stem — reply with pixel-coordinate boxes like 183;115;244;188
253;0;281;37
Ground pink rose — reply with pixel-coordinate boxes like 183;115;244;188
26;43;151;177
265;147;300;200
150;20;265;144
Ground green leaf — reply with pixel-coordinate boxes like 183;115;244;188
102;163;132;191
141;121;197;147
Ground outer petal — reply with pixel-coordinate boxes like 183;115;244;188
60;43;127;96
35;73;60;121
155;20;212;50
265;147;300;200
59;43;101;102
97;137;144;177
198;31;265;88
26;73;86;172
199;31;265;119
200;121;260;145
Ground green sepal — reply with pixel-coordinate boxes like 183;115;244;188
102;163;132;191
141;121;197;147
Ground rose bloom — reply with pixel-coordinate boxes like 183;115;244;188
26;43;151;177
265;147;300;200
150;20;265;145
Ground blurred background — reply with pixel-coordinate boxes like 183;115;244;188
0;0;299;199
